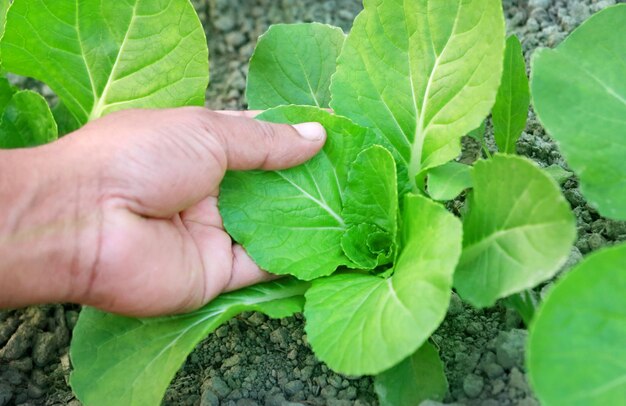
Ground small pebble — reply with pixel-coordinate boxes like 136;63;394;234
528;0;551;9
0;323;35;361
222;354;241;368
463;374;484;398
495;329;526;369
32;332;57;367
207;376;231;399
509;367;530;392
0;382;13;406
284;380;304;396
484;363;505;379
320;385;337;399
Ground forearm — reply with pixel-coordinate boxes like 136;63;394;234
0;140;99;307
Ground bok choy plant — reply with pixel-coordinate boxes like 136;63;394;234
0;0;596;404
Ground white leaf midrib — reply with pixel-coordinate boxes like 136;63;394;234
408;0;463;177
275;169;346;227
86;0;140;121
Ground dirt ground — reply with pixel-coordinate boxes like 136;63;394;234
1;0;625;405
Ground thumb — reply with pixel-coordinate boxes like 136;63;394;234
207;110;327;170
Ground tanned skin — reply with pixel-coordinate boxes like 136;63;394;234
0;108;325;317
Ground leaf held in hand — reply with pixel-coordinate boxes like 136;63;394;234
219;106;378;280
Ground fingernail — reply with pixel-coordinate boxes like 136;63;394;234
293;122;325;141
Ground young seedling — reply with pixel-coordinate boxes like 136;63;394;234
492;35;530;155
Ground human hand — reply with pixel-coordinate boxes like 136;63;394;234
0;108;326;316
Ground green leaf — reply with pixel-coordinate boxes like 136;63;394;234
531;4;626;220
330;0;505;183
304;194;462;375
341;145;398;268
52;102;82;137
467;120;486;144
1;0;209;125
246;23;344;109
454;155;576;308
493;35;530;154
0;90;57;148
70;278;308;406
219;106;377;280
528;243;626;406
374;341;448;406
0;0;9;43
544;164;573;186
427;161;473;201
503;290;539;326
0;76;16;112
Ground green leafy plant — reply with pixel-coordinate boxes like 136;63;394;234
531;5;626;222
528;4;626;405
492;35;529;155
0;0;56;148
0;0;592;404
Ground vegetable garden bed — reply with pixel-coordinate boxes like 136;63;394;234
0;0;624;405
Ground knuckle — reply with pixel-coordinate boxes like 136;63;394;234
257;121;280;145
193;112;229;169
256;122;282;168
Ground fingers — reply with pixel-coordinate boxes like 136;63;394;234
182;196;276;306
223;244;279;292
199;110;326;171
215;110;262;118
183;222;276;309
74;106;326;220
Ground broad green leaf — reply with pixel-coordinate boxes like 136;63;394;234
0;0;9;43
219;106;377;280
246;23;344;109
330;0;505;184
70;278;309;406
467;120;486;144
528;243;626;406
341;145;398;268
531;4;626;220
544;164;573;186
0;90;57;148
0;76;15;112
493;35;529;154
52;102;82;137
454;155;576;307
374;341;448;406
427;161;473;201
1;0;209;125
304;194;462;375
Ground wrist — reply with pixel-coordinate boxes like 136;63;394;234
0;136;102;307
